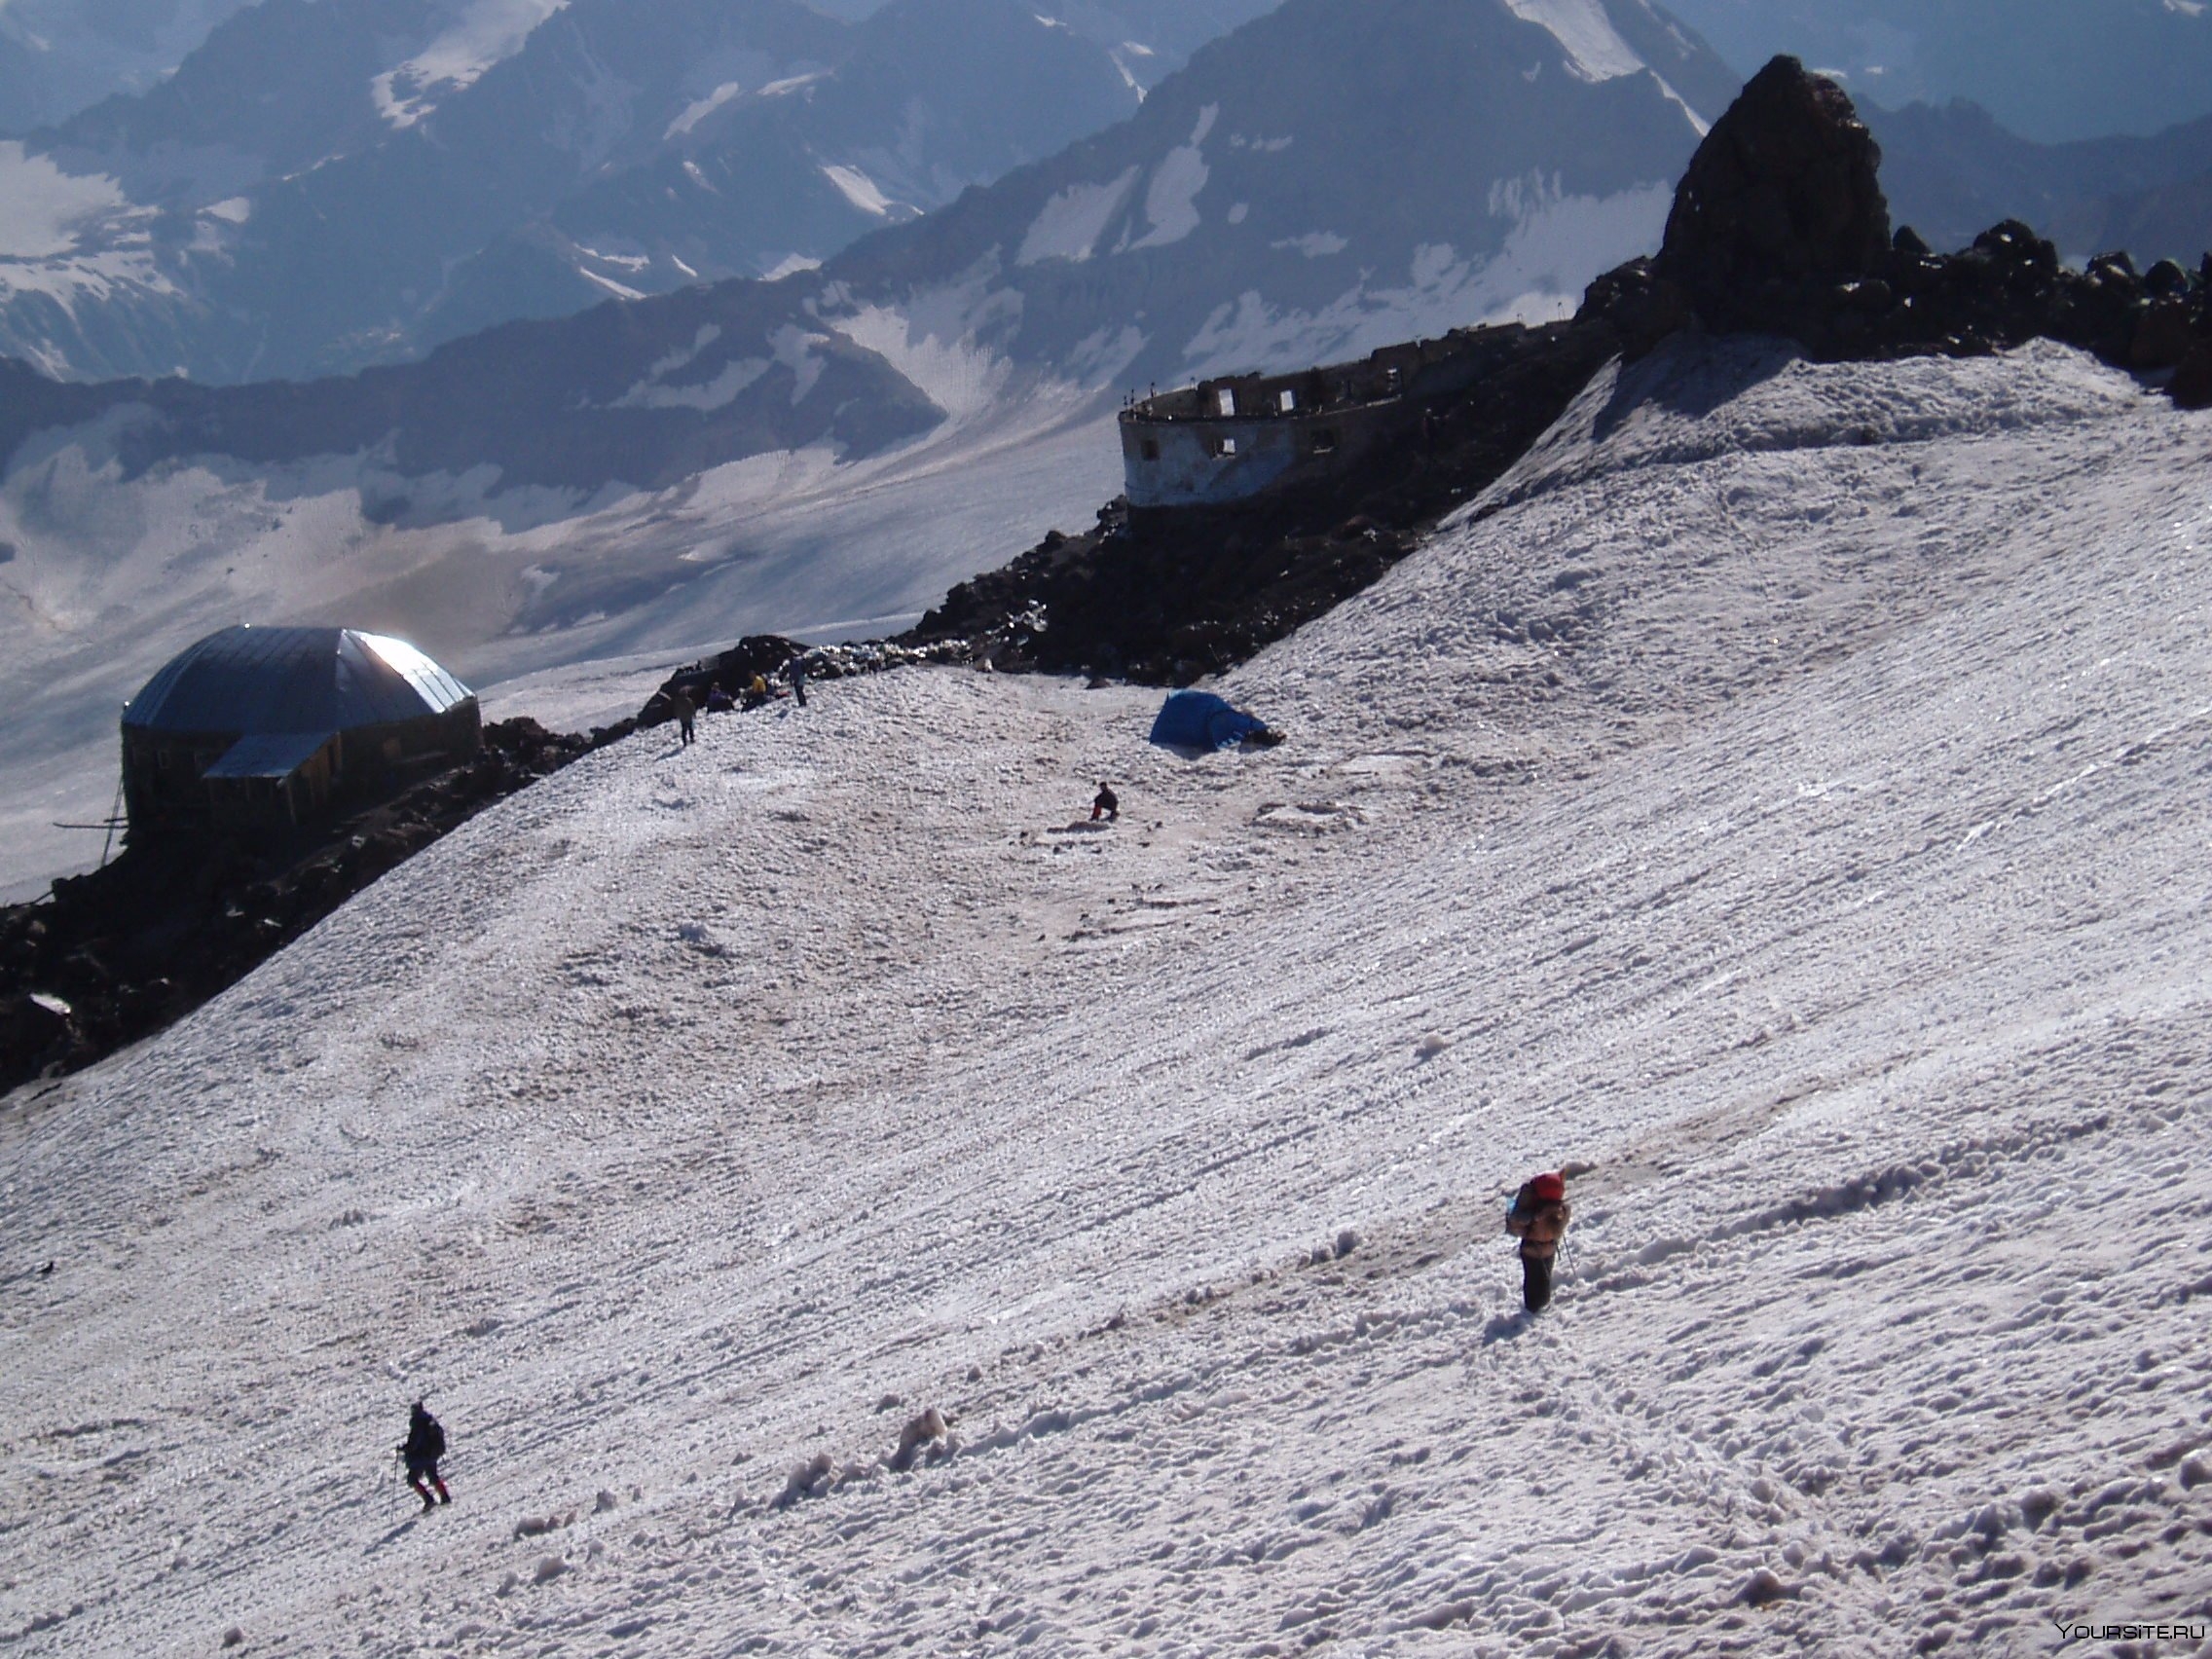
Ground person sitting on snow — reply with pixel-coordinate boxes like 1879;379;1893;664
1091;783;1120;822
1505;1171;1571;1313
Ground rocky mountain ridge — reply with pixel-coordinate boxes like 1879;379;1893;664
901;57;2212;683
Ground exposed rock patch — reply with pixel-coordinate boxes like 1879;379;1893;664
0;719;602;1096
1656;56;1893;313
909;58;2211;683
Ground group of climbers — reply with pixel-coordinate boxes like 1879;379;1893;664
665;654;813;746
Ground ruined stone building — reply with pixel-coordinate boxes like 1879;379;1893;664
1116;332;1504;512
121;625;480;837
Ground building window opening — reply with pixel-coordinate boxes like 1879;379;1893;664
1277;388;1297;413
1215;387;1236;418
1211;434;1239;459
1140;438;1160;461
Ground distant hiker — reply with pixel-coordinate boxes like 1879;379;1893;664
786;654;808;707
669;688;696;747
1091;783;1120;822
1505;1172;1571;1313
398;1401;451;1511
705;685;734;714
744;673;772;710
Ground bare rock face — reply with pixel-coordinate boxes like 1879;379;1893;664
1654;55;1891;321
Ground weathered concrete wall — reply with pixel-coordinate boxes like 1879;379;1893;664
1118;327;1516;510
1120;401;1398;509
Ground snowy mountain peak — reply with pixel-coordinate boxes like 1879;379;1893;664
371;0;573;129
1505;0;1654;82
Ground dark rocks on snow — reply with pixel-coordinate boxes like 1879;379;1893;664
1583;57;2212;378
0;718;604;1095
641;634;805;723
902;59;2208;691
900;320;1624;685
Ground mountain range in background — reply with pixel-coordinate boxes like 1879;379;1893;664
11;0;2212;390
0;0;256;134
19;0;2212;152
0;0;1284;384
1869;99;2212;267
1660;0;2212;142
1;0;1732;504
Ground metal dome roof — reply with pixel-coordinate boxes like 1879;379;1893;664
123;626;474;737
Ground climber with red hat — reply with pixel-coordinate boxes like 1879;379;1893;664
1505;1171;1572;1313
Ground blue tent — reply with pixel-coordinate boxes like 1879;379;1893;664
1149;690;1272;751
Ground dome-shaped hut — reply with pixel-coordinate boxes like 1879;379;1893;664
121;625;480;836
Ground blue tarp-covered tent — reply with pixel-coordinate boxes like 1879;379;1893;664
1149;690;1272;751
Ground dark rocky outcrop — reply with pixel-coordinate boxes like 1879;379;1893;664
1655;56;1893;309
903;320;1625;683
1584;58;2212;373
900;56;2212;684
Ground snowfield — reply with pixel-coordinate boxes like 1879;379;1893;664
4;340;2212;1655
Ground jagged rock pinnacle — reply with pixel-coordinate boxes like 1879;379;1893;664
1654;55;1892;312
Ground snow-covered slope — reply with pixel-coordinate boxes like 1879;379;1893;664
5;341;2209;1654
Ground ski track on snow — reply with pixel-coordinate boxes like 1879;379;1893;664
3;340;2211;1654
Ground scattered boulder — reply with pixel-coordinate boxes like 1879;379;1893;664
890;1408;950;1472
1739;1568;1796;1607
2133;301;2197;370
775;1452;838;1509
2144;258;2193;300
2174;346;2212;411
